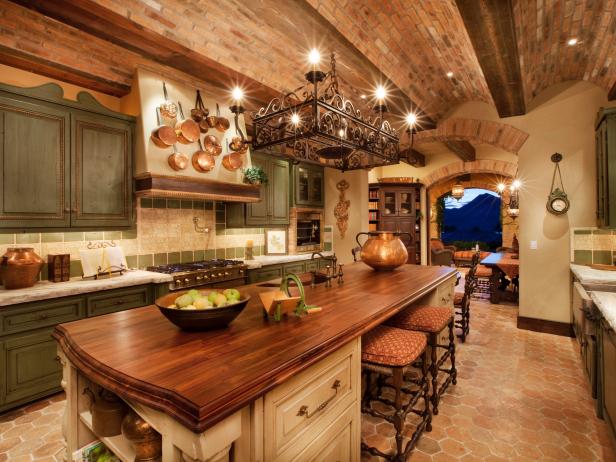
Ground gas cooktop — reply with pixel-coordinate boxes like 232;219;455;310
147;259;244;274
147;259;247;290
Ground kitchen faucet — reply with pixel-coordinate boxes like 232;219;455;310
310;252;343;287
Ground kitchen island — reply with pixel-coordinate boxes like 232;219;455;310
54;263;456;462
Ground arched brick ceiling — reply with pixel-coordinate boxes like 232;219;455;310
423;159;518;188
513;0;616;103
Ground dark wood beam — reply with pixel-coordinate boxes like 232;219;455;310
400;148;426;167
0;45;131;97
444;140;475;162
609;81;616;101
455;0;526;117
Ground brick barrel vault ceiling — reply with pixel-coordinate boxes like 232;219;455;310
305;0;495;120
513;0;616;104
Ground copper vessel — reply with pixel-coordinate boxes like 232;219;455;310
1;248;44;289
83;388;127;437
203;134;222;156
121;411;162;462
192;139;215;173
175;101;200;144
222;152;243;171
355;231;411;271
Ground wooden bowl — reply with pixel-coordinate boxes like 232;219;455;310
155;290;250;331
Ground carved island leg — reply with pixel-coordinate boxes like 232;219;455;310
58;349;78;461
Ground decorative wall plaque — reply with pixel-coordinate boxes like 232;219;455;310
334;180;350;238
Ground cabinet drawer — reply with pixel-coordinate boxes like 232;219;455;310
283;262;306;275
319;258;332;269
1;297;84;335
264;338;360;461
305;260;319;272
86;285;152;317
248;266;283;284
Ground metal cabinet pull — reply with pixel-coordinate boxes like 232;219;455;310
297;379;341;419
114;299;126;305
37;314;49;320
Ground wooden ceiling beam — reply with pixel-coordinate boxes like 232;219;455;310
444;140;476;162
455;0;526;117
399;148;426;167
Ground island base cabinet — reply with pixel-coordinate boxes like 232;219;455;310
602;320;616;441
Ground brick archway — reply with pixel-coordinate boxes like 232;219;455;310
415;118;529;154
423;159;517;188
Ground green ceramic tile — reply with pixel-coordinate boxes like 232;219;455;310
216;201;225;211
215;248;226;259
140;198;153;208
573;229;592;235
254;246;262;257
168;252;181;264
204;249;215;260
216;225;226;236
153;198;167;209
125;255;138;269
138;254;153;268
41;232;63;243
0;234;14;244
574;250;592;264
40;263;48;280
85;232;104;241
593;229;613;235
235;247;245;258
167;199;181;209
181;200;193;209
204;201;214;210
181;251;194;263
70;261;82;278
122;229;138;240
216;210;226;223
16;233;40;244
104;231;122;240
154;253;167;266
225;248;235;259
194;250;205;261
593;250;613;264
64;232;84;242
324;242;333;251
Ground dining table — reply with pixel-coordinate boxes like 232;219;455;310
480;252;519;303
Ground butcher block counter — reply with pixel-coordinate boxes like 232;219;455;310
54;263;456;462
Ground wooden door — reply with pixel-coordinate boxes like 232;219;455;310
71;111;133;228
0;94;70;228
269;158;289;225
246;153;270;226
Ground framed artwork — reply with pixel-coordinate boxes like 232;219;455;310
265;228;288;255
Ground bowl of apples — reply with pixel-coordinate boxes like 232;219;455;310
155;288;250;331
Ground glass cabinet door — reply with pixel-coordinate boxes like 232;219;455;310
311;170;323;204
297;167;310;203
398;191;413;216
382;191;396;216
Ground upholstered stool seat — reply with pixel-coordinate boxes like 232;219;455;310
361;325;431;461
475;264;492;278
387;305;452;333
453;292;464;306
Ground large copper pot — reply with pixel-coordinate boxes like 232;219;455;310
121;411;162;462
1;248;44;289
355;231;411;271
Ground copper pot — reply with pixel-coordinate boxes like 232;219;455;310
159;82;177;120
84;388;127;437
355;231;412;271
150;124;177;148
192;139;215;173
191;89;209;123
175;101;200;144
168;145;188;171
222;152;243;171
1;248;44;289
213;103;230;133
229;135;244;152
121;411;162;462
203;134;222;156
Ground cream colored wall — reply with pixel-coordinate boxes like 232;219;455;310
324;169;369;264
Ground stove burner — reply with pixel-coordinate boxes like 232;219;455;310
146;259;248;290
147;259;244;274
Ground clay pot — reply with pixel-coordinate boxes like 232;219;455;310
121;411;162;462
355;231;411;271
1;248;44;289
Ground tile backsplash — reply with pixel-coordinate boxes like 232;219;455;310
0;198;267;279
571;228;616;265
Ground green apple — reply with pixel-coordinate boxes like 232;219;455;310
213;293;227;307
223;288;241;302
194;298;212;309
174;293;193;308
187;289;201;301
208;291;219;303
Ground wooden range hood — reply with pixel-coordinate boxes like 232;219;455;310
134;173;261;203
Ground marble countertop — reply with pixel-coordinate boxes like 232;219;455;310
570;263;616;286
241;251;335;269
590;291;616;332
0;270;173;307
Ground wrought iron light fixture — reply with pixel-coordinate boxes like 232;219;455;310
497;179;521;218
451;178;465;200
251;51;400;171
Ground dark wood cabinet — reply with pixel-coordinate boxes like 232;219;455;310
596;108;616;228
601;319;616;438
0;82;134;230
292;163;324;208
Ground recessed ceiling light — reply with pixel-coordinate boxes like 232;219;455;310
446;71;454;78
567;38;578;46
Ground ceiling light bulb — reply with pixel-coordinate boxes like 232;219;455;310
567;38;578;46
232;87;243;102
406;113;417;126
308;48;321;65
497;183;506;193
338;129;345;137
290;113;300;125
512;179;521;189
375;85;387;101
446;71;454;78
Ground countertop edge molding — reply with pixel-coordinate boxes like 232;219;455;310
53;265;456;433
134;173;261;203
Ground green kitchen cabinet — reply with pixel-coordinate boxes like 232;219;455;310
86;284;153;317
282;261;306;275
0;82;135;230
601;318;616;439
292;162;324;208
226;152;289;227
596;107;616;228
247;265;283;284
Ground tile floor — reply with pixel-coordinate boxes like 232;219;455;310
0;296;615;461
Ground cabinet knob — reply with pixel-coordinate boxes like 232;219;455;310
64;208;70;213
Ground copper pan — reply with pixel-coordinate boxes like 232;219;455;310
229;135;244;152
168;145;188;171
191;89;209;123
203;134;222;156
192;139;215;173
159;82;177;120
175;102;200;144
214;103;230;133
151;108;177;147
222;152;243;171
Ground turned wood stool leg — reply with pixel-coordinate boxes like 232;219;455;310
429;332;439;415
392;367;404;460
422;349;432;433
449;318;457;385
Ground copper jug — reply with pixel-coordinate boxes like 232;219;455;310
355;231;412;271
84;388;127;437
122;411;162;462
1;248;44;289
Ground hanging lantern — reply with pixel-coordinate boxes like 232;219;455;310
451;179;465;200
507;189;520;218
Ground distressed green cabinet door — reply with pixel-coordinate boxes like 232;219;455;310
71;111;133;227
3;329;61;406
245;153;269;226
0;94;70;228
269;158;290;225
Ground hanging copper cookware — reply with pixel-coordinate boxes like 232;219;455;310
191;89;209;123
175;102;200;144
203;134;222;156
222;152;243;171
213;103;230;133
159;82;177;120
150;108;177;148
229;135;244;152
192;139;215;173
168;144;188;171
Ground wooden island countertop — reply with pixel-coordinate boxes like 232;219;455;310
53;263;456;433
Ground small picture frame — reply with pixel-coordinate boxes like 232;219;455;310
265;228;288;255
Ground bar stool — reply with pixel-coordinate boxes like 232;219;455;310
386;306;456;415
361;325;432;461
454;265;477;342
